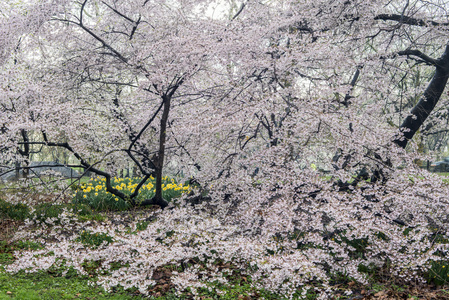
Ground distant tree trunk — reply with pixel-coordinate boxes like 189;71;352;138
14;161;20;180
132;165;138;178
18;129;30;177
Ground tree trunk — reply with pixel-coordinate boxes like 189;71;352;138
152;94;170;208
394;45;449;148
18;129;30;177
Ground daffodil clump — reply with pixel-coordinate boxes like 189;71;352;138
72;176;190;210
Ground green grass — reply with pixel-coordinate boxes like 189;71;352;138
0;260;312;300
0;270;143;300
0;234;316;299
194;278;314;300
0;237;142;299
76;230;114;249
0;199;29;221
0;240;44;265
0;241;133;299
0;198;106;225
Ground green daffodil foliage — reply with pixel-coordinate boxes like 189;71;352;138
72;176;190;210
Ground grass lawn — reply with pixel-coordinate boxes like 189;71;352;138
0;271;143;300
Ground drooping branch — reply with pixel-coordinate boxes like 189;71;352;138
394;45;449;148
40;133;129;199
18;131;170;207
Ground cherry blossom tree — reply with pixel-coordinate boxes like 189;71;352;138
1;0;449;296
1;0;234;206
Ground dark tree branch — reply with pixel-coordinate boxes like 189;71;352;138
168;124;202;171
129;174;151;199
17;129;30;157
294;70;327;81
240;122;260;150
101;1;134;23
421;129;449;136
126;149;150;175
231;2;246;21
128;99;164;151
152;95;172;207
374;14;449;27
398;49;438;66
37;135;167;207
100;1;141;40
109;90;157;174
79;0;128;63
129;16;141;40
343;66;362;107
40;132;130;202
